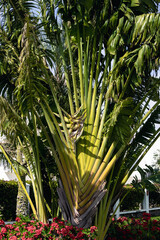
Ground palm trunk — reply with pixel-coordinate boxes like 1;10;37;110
57;180;106;228
16;145;28;217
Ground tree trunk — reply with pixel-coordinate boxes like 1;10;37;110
16;145;28;217
57;180;107;228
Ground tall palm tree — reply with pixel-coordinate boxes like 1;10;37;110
0;0;160;239
0;0;51;223
0;1;29;217
0;0;62;223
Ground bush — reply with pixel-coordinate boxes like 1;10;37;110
1;180;160;221
0;180;58;221
149;190;160;208
106;213;160;240
0;180;18;221
120;185;144;211
120;185;160;211
0;217;97;239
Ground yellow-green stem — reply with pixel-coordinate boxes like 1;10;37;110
0;145;38;219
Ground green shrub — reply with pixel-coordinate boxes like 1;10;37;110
107;213;160;240
149;190;160;208
0;180;58;221
120;185;160;211
0;180;18;221
0;217;98;239
120;185;144;211
1;180;159;221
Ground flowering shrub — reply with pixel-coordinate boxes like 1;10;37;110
0;217;97;240
106;213;160;240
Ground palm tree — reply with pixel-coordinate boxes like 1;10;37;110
0;0;160;239
0;0;50;223
132;165;160;192
0;2;29;216
0;0;61;223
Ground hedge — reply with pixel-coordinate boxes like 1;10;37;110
0;181;160;221
0;180;18;221
120;185;160;211
0;180;58;221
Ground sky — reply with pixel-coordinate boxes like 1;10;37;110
127;138;160;183
139;137;160;168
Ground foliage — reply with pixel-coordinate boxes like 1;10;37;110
0;217;97;240
121;183;160;210
1;179;160;221
0;0;160;239
106;213;160;240
0;180;58;221
153;149;160;168
0;180;18;221
132;165;160;191
149;190;160;208
120;185;144;211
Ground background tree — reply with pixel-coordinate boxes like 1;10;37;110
0;0;160;239
0;0;59;222
132;165;160;192
153;149;160;168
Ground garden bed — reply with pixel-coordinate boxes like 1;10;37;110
1;213;160;239
106;213;160;240
0;217;97;240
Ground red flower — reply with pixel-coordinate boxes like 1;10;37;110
22;231;28;237
31;220;36;223
138;230;142;234
27;225;36;233
5;224;14;230
69;233;76;239
65;225;73;231
9;236;18;240
76;231;84;238
0;217;97;240
142;212;151;221
51;222;59;230
15;217;21;222
60;227;69;236
1;227;7;233
14;227;20;231
21;222;27;225
90;226;97;233
0;220;5;226
34;229;42;237
21;237;26;240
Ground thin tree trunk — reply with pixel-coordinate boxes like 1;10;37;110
16;145;28;217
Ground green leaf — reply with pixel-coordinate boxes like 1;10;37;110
103;98;134;143
120;4;134;22
79;0;94;10
131;0;141;7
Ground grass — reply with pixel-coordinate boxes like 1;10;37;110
151;216;160;220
